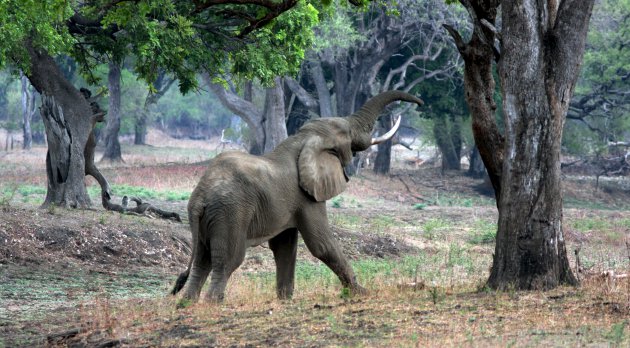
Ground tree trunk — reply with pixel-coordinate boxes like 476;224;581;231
262;77;288;153
468;145;486;178
134;70;174;145
309;58;332;117
486;0;593;290
20;73;36;150
433;114;462;171
444;3;504;201
373;114;393;175
206;75;288;155
134;112;147;145
25;43;96;208
101;62;123;162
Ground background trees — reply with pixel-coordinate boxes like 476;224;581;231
0;0;316;208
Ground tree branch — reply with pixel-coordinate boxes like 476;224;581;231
285;77;318;110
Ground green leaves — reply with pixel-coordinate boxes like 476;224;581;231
230;1;319;84
0;0;74;71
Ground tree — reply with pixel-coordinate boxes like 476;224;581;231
135;70;174;145
445;0;594;289
285;0;466;174
564;0;630;157
207;77;289;154
20;72;38;150
101;61;123;162
0;0;315;208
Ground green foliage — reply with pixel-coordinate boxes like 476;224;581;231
565;0;630;155
231;2;319;83
0;0;74;71
1;0;319;94
311;5;365;56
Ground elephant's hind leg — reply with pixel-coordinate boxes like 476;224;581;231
180;243;212;302
206;227;247;302
269;228;298;299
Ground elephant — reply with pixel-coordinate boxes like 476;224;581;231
171;90;424;302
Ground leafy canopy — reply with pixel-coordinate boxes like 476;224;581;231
0;0;320;92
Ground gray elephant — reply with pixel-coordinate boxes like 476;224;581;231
171;90;424;302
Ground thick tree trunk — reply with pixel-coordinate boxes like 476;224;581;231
101;62;123;162
25;43;96;208
20;73;36;150
486;0;593;290
433;115;462;171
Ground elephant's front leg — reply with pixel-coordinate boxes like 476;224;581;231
297;204;367;295
269;228;298;299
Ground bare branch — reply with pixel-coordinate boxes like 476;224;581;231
285;77;318;110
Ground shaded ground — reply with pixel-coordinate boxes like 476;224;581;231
1;139;630;347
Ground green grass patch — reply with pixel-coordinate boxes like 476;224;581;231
469;220;497;244
429;193;495;208
422;218;450;240
571;217;613;233
330;214;362;228
564;197;629;210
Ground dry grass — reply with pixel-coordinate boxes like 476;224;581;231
54;269;630;347
2;131;630;347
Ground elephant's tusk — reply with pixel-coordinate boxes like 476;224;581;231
371;116;402;145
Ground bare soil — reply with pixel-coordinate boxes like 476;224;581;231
1;137;629;347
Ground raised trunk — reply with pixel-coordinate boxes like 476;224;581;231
487;0;593;290
101;62;123;162
20;73;36;150
348;91;424;139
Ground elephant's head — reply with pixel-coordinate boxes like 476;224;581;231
297;90;424;202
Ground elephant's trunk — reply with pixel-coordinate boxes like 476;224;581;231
348;91;424;135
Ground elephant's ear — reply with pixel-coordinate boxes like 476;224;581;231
298;136;350;202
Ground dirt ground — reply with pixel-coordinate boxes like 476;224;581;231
1;135;629;347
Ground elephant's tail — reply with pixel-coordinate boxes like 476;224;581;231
170;207;201;295
170;270;189;295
